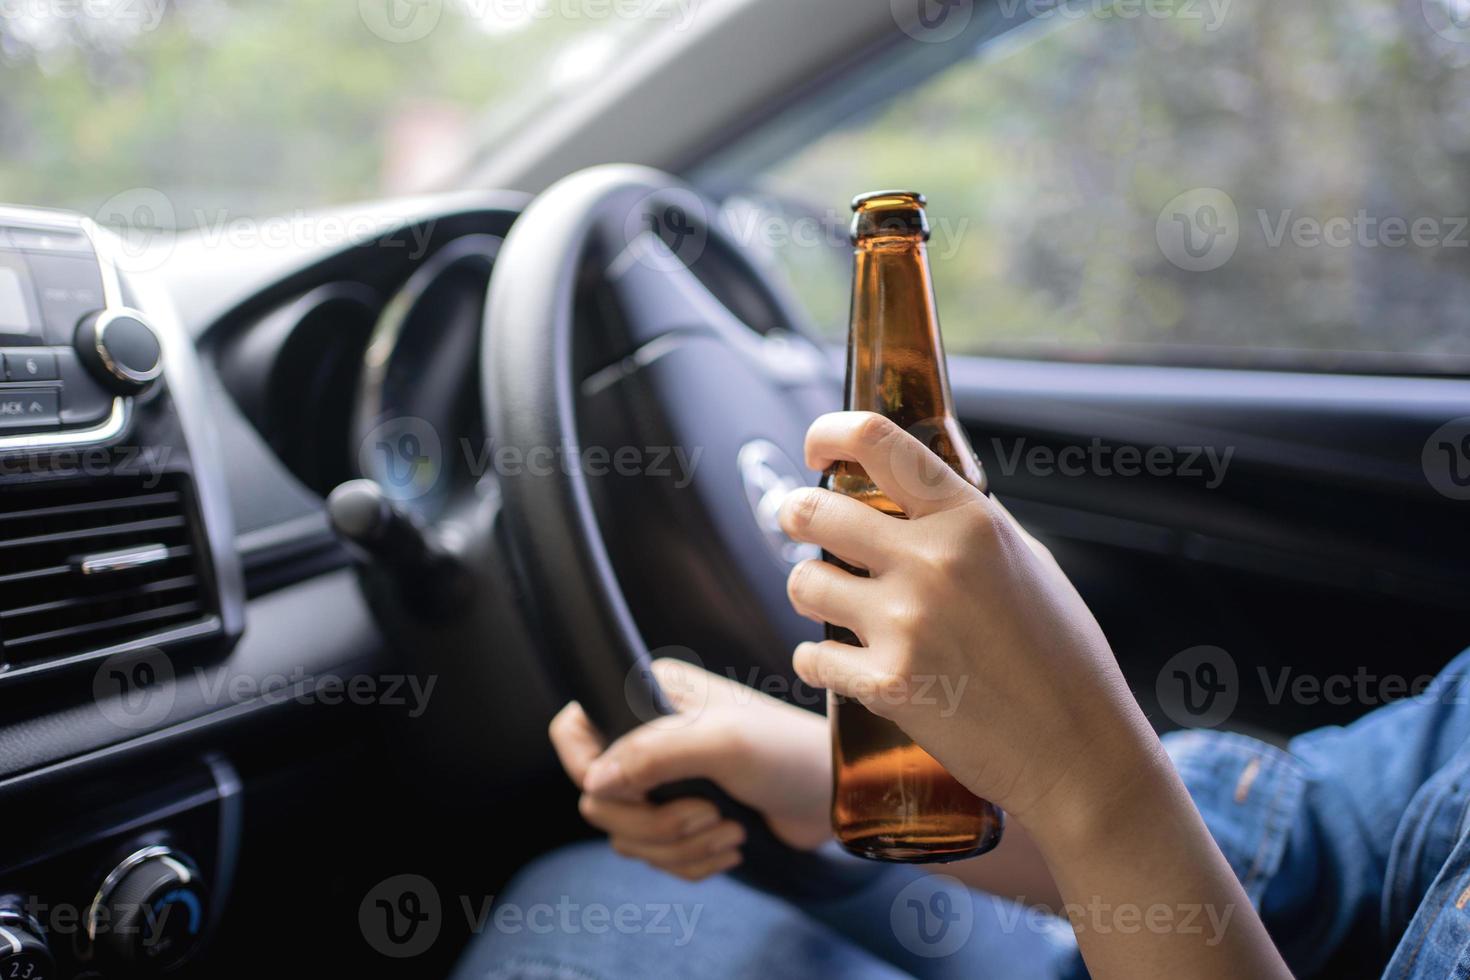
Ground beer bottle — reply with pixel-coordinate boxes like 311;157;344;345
824;190;1004;863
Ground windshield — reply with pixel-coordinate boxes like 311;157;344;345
0;0;684;231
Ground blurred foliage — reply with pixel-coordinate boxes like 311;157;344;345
0;0;656;221
752;0;1470;370
4;0;1468;370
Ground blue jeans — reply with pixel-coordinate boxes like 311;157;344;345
456;646;1470;978
451;841;1082;980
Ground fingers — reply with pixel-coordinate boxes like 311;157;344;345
777;487;899;572
650;656;750;711
785;559;879;635
793;639;899;713
583;712;742;803
579;794;745;882
610;822;747;873
548;701;605;788
580;793;722;843
620;843;744;883
804;412;979;519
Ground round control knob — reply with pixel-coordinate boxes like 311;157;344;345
0;896;54;980
89;847;206;973
76;309;164;395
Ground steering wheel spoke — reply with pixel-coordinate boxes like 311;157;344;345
605;231;745;336
606;230;832;390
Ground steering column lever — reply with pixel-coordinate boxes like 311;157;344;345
328;479;470;616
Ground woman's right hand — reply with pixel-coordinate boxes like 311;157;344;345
548;657;832;882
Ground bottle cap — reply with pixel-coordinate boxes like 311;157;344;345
850;190;930;242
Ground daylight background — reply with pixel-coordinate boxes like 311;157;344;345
3;0;1468;371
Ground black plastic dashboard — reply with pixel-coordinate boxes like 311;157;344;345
0;193;566;979
0;193;535;778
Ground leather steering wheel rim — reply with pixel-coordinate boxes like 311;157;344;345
483;164;677;739
482;164;873;897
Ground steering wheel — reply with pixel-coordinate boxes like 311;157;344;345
482;165;871;896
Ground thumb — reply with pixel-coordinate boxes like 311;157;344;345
583;711;738;803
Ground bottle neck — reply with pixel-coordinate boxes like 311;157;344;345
844;234;956;429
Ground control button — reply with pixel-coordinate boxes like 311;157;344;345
90;847;207;974
24;252;106;346
0;389;60;429
0;895;54;980
3;349;59;382
76;310;163;395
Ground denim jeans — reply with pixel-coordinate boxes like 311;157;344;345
456;646;1470;979
450;841;1082;980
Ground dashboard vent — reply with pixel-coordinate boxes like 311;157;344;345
0;477;213;669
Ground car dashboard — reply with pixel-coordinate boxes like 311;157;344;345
0;194;567;979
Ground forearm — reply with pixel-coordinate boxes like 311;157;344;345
945;821;1063;913
1024;723;1290;980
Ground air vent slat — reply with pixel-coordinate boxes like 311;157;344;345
2;574;198;619
0;545;194;586
0;478;212;669
0;516;187;551
3;601;206;652
0;490;182;524
0;564;70;585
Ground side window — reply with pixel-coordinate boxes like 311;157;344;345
709;0;1470;375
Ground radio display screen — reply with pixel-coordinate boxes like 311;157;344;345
0;258;39;337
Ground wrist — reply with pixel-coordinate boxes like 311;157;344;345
1014;715;1178;866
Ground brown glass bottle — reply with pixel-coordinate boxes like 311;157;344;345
824;191;1004;863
